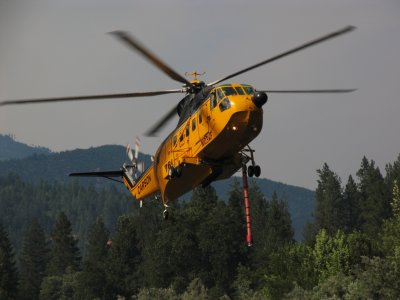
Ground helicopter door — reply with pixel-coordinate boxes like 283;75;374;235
197;103;210;148
209;89;222;132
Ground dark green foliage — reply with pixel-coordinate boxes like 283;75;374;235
39;276;62;300
357;157;391;236
385;153;400;193
1;152;400;298
18;220;48;300
0;223;18;300
266;192;294;248
0;174;135;254
314;163;343;235
78;216;111;299
46;212;80;276
107;215;141;298
0;142;315;240
342;175;361;233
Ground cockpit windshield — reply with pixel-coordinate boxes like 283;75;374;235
242;84;254;95
220;86;237;96
217;85;254;96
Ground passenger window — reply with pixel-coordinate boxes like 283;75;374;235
179;133;184;142
192;118;196;131
199;111;203;123
186;124;190;137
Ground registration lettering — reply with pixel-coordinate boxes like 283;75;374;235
137;174;151;195
200;132;212;145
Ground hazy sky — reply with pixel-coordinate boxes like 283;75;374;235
1;0;399;190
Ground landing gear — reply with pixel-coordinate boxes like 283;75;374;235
163;209;169;220
162;203;170;220
243;145;261;178
168;165;182;179
248;164;261;177
168;166;176;179
248;165;254;177
175;165;183;177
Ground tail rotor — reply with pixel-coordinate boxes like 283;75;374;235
125;136;145;178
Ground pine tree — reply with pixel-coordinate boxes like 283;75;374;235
392;180;400;218
265;192;294;248
341;175;361;233
197;201;245;293
107;215;141;298
385;153;400;193
357;157;390;236
191;185;218;213
18;219;48;300
78;216;110;299
46;212;80;276
314;163;343;235
0;223;18;300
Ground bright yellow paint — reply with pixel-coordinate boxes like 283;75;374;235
123;83;263;206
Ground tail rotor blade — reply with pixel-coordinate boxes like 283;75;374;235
126;144;134;163
134;136;141;160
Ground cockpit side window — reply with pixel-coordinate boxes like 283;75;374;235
217;89;224;101
210;91;217;109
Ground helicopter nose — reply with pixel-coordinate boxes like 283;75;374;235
252;92;268;108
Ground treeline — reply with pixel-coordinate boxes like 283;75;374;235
0;154;400;299
0;175;135;254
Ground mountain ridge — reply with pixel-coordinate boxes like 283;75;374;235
0;134;51;160
0;136;314;239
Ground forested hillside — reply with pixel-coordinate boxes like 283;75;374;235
0;143;314;239
1;154;400;299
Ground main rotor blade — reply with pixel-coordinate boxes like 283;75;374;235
0;89;184;106
110;31;194;89
208;26;355;87
258;89;357;93
145;103;178;137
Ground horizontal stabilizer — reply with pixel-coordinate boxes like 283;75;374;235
69;170;124;177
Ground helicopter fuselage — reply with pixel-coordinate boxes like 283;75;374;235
126;83;266;205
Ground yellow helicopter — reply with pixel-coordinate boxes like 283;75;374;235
0;26;356;226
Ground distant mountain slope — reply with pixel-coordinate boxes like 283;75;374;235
0;134;51;160
0;144;314;239
0;144;152;185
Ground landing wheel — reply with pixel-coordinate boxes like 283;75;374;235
254;165;261;177
248;165;254;177
163;209;169;220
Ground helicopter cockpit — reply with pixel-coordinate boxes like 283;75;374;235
210;84;255;109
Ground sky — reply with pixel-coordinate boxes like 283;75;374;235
1;0;399;190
